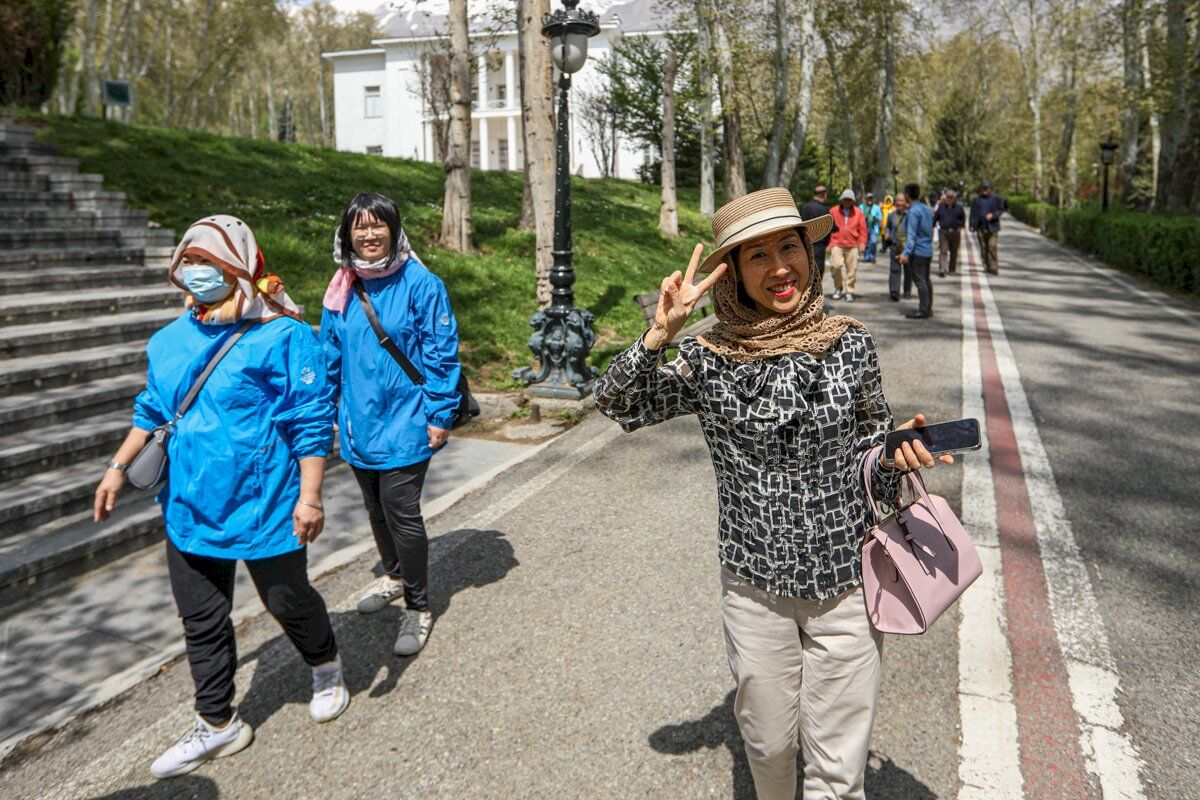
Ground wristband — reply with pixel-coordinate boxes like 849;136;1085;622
107;459;129;473
297;499;324;511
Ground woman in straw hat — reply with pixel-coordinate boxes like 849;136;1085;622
594;188;951;800
93;215;349;780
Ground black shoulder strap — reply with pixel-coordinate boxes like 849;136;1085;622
351;279;426;386
175;318;255;420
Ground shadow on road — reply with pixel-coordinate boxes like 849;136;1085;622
234;528;518;730
649;689;936;800
85;774;218;799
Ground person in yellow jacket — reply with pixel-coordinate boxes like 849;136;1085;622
880;195;895;244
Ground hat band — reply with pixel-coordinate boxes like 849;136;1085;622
717;212;804;249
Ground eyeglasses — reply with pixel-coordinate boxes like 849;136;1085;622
352;224;389;240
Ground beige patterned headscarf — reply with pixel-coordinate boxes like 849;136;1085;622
698;230;864;362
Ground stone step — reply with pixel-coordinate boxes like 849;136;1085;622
0;188;126;212
0;285;179;327
0;140;59;157
0;459;145;539
0;374;143;435
0;121;36;144
0;308;176;360
0;264;163;295
0;228;123;250
0;341;146;397
0;245;168;269
0;154;80;173
0;172;100;192
0;207;150;232
0;410;130;482
0;501;164;607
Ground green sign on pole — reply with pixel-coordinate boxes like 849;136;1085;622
101;80;132;121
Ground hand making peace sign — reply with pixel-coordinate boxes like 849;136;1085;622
643;243;729;351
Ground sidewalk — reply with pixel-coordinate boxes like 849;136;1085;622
0;435;537;757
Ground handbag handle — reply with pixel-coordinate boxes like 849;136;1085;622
861;445;957;551
174;319;255;421
351;279;426;386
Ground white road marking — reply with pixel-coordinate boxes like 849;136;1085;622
957;237;1024;800
975;253;1148;799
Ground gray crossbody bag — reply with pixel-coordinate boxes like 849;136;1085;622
127;320;255;490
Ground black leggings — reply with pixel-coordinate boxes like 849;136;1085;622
167;538;338;725
352;460;431;612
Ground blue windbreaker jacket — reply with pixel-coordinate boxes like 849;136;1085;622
132;314;335;560
320;257;462;470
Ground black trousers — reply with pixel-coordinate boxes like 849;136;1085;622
888;255;914;299
911;255;934;315
352;460;431;612
167;538;338;725
812;242;827;280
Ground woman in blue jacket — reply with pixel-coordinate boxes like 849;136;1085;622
93;215;349;780
320;193;461;657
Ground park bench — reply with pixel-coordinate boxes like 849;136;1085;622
632;288;718;354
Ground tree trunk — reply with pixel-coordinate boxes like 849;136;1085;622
696;0;716;216
711;5;746;200
761;0;789;187
519;0;555;305
659;50;679;237
1118;0;1143;200
1141;19;1160;208
440;0;474;252
779;0;815;189
820;26;858;188
518;0;534;230
873;0;895;199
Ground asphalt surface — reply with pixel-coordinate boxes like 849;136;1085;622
0;222;1194;799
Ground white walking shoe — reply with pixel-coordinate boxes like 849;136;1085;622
356;575;405;614
393;610;433;656
309;656;350;723
150;712;253;779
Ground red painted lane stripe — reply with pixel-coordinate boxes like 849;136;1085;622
965;240;1096;799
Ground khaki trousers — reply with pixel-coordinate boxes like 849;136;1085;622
827;246;859;294
977;230;999;273
721;569;883;800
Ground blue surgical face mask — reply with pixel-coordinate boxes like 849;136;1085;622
181;264;233;303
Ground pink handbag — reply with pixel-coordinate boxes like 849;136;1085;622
860;447;982;634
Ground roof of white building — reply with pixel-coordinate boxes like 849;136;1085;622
372;0;673;40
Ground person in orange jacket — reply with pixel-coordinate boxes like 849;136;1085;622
828;189;867;302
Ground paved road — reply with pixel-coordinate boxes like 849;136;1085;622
0;221;1195;799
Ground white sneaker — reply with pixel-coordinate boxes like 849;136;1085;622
393;610;433;656
844;293;856;302
832;289;844;300
150;713;253;779
356;575;405;614
309;656;350;723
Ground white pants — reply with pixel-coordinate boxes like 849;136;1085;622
721;569;883;800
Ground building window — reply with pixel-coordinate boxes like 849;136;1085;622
498;139;508;168
470;140;481;168
496;85;506;106
364;86;381;118
366;145;383;155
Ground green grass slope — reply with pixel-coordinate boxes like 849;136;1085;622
21;114;708;386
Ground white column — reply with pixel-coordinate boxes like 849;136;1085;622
504;49;516;109
507;115;517;170
479;117;490;170
477;54;489;110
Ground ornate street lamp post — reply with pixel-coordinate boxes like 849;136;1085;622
515;0;601;399
1099;134;1118;212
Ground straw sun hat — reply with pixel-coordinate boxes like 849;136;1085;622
699;187;834;273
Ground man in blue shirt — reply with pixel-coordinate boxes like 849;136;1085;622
898;182;934;319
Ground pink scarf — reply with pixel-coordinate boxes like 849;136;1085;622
322;228;412;313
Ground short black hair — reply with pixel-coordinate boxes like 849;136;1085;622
904;182;921;201
337;192;402;267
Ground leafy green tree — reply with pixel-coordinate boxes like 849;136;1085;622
0;0;72;107
927;85;992;193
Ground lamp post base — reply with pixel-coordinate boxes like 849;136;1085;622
513;304;598;399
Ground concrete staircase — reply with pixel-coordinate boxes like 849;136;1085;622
0;118;181;607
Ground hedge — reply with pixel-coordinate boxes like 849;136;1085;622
1006;195;1200;296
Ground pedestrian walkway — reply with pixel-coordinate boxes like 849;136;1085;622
1;220;1196;799
0;435;536;757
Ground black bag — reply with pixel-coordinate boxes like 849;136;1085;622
351;279;480;429
127;320;255;490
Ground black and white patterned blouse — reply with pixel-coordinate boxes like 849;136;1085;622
594;327;902;600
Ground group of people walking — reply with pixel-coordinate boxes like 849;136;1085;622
94;193;460;779
799;179;1006;319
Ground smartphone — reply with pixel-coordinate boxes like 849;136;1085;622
884;418;982;458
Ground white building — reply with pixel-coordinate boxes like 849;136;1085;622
323;0;664;180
